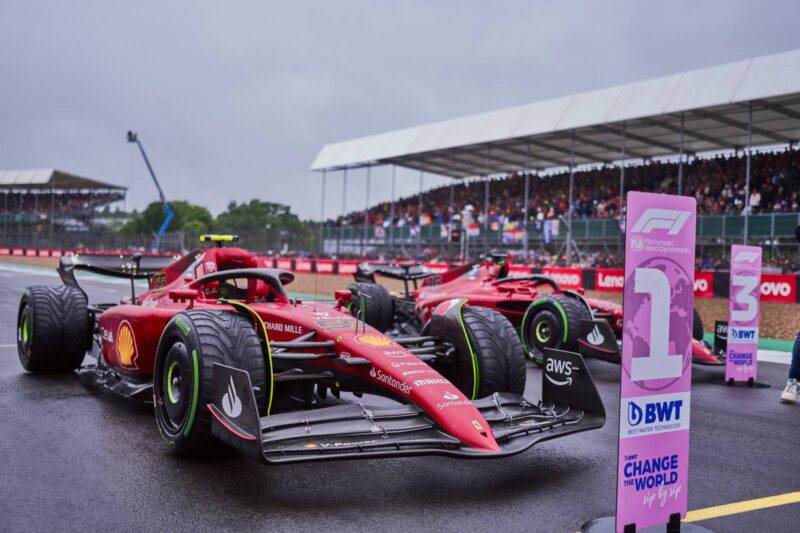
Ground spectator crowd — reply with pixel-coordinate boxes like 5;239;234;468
329;148;800;230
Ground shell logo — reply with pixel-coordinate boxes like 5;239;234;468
354;334;395;347
116;320;138;368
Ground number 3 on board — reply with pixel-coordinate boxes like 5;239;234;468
631;268;683;381
731;275;759;322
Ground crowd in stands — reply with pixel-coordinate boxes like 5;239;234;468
0;191;124;221
329;148;800;229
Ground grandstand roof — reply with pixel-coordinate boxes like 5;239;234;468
0;169;127;190
312;48;800;177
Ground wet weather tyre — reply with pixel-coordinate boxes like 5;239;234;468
17;285;91;373
439;306;526;399
692;308;704;341
346;282;394;333
153;309;266;456
521;294;591;365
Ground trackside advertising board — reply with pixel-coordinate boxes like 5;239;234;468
616;192;696;532
725;245;762;381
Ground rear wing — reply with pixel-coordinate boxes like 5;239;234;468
209;349;604;464
57;252;186;300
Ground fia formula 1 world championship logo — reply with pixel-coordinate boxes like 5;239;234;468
631;209;691;235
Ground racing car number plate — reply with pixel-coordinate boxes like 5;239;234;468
616;192;696;532
725;244;762;381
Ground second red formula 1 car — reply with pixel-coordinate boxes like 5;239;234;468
347;254;722;367
15;237;604;464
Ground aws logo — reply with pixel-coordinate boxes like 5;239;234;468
116;320;139;368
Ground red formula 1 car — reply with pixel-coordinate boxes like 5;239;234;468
15;237;604;463
347;254;722;367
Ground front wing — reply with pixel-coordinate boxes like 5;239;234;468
208;350;604;464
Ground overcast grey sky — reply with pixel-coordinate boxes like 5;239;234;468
1;1;799;220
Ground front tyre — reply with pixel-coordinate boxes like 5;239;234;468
153;310;266;456
17;285;91;373
436;306;526;399
346;282;394;333
521;294;591;365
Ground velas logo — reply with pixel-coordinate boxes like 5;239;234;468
116;320;138;368
222;376;242;418
631;208;691;235
412;377;449;387
355;334;395;347
586;325;604;346
733;251;760;263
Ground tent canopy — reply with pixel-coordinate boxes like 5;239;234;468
312;49;800;177
0;169;127;190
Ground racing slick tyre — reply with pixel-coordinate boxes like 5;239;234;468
692;307;704;341
153;309;267;456
346;282;394;333
436;306;526;399
521;294;592;366
17;285;91;373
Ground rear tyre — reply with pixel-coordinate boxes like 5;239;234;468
436;306;526;399
692;308;704;341
521;294;591;365
153;309;266;456
17;285;91;373
346;282;394;333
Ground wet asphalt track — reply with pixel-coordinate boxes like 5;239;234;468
0;267;798;533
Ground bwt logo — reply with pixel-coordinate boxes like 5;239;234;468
628;399;683;427
734;251;760;263
631;209;691;235
730;328;756;340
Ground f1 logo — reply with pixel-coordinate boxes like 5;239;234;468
632;209;691;235
733;251;760;263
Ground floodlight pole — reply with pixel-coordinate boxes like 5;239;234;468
389;165;396;248
338;167;347;256
417;159;424;255
127;131;172;252
743;102;753;243
619;124;626;254
362;165;370;256
567;131;575;266
319;169;326;255
484;146;491;254
678;112;685;195
523;141;531;259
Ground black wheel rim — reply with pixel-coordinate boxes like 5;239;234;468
529;310;561;362
157;340;193;436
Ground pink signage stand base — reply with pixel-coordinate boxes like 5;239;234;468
580;515;714;533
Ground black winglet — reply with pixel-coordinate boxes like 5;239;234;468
208;363;264;460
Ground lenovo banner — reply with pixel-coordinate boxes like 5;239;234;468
760;273;796;303
726;245;762;381
616;192;696;532
542;267;583;290
595;268;625;292
693;271;714;298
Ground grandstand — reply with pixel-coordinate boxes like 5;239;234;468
312;48;800;267
0;169;126;244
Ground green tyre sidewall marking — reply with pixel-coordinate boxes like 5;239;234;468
182;348;200;438
456;302;480;400
166;361;180;404
521;297;569;353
